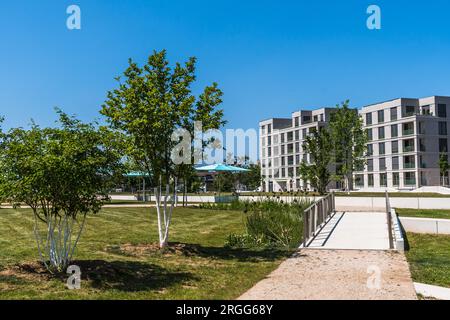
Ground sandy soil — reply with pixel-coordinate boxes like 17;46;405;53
239;249;417;300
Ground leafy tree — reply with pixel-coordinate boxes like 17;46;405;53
101;50;225;248
298;128;333;195
439;153;449;186
0;111;123;272
329;100;368;192
238;163;262;191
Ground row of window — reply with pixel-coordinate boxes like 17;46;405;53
365;104;447;126
293;114;324;127
261;127;317;147
355;172;416;187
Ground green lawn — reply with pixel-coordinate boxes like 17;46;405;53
405;233;450;288
0;207;289;300
396;208;450;220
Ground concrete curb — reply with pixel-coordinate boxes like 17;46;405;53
414;282;450;300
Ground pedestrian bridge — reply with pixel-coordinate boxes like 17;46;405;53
301;193;404;251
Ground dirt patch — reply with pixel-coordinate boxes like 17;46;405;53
107;242;203;257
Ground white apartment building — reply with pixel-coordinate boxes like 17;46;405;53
354;96;450;191
259;108;336;192
259;96;450;192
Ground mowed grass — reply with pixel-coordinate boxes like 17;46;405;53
0;207;290;300
396;209;450;220
405;233;450;288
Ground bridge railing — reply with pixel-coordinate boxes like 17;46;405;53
302;192;335;247
385;191;395;250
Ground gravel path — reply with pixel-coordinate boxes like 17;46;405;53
239;249;417;300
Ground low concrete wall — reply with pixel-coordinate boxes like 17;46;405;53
336;196;450;211
399;217;450;235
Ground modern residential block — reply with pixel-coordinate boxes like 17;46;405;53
259;96;450;192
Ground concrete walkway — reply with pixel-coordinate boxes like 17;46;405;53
239;249;417;300
308;212;390;250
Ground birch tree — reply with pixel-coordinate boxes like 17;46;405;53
0;111;123;273
101;50;225;248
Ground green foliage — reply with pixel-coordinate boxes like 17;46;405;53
329;100;368;190
0;110;124;271
101;49;225;186
298;128;333;195
0;110;123;214
439;153;449;186
202;198;311;249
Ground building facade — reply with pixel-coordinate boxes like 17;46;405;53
259;108;336;192
259;96;450;192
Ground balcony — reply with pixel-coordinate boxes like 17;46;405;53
403;145;415;153
404;163;416;169
402;129;414;136
404;179;416;186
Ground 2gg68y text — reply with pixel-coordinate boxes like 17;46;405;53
176;304;273;318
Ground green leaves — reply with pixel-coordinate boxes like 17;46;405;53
0;111;124;219
101;50;225;185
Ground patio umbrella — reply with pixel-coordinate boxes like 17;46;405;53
195;164;250;195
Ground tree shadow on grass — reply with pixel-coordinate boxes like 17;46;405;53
165;242;293;263
18;260;197;293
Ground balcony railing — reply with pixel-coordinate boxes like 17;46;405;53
404;163;415;169
403;146;415;152
404;179;416;186
403;129;415;136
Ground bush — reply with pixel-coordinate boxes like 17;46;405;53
202;198;312;249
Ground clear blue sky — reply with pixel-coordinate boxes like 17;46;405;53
1;0;450;130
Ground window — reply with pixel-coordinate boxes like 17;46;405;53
402;122;414;136
391;141;399;154
267;136;271;146
261;126;266;135
303;116;311;124
281;157;285;166
419;139;426;152
313;115;318;122
367;144;373;156
379;143;386;155
392;157;399;170
367;129;373;141
378;110;385;123
294;117;299;127
403;155;415;169
295;155;300;164
262;137;266;147
368;174;374;187
390;107;398;121
366;113;373;126
287;144;294;154
302;129;307;139
403;139;415;153
355;175;364;188
440;138;448;153
295;130;300;140
419;122;426;134
404;172;416;186
295;142;300;152
367;159;374;172
391;124;398;138
267;124;272;134
438;104;447;118
287;132;293;142
378;127;385;140
268;147;272;157
393;173;400;187
281;133;285;143
404;105;416;117
380;173;387;187
288;156;294;166
439;122;448;135
379;158;386;171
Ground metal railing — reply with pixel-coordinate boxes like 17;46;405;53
385;191;395;250
302;192;336;247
